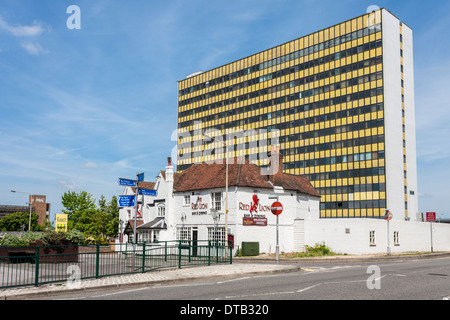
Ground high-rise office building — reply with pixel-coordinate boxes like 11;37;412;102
176;8;418;220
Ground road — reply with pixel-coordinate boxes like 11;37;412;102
33;257;450;301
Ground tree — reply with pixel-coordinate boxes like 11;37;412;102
61;191;97;233
91;195;119;238
106;196;119;238
89;195;108;238
0;211;42;232
61;191;119;239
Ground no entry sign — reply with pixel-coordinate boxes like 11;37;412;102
271;202;283;216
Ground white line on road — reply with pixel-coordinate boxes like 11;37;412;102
217;277;251;284
296;284;319;293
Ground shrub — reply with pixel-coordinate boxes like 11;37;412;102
0;234;28;246
304;243;333;256
64;229;85;244
40;230;67;245
21;232;43;244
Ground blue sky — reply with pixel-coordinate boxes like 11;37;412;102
1;0;449;221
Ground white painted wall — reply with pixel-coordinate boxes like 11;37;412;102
305;218;450;255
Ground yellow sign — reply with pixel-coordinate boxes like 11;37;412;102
55;214;68;232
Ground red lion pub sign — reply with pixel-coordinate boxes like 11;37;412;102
240;195;268;226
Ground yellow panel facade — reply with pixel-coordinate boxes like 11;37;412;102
177;9;390;219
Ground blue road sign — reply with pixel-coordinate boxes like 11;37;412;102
118;178;137;187
137;173;144;182
118;195;135;207
138;188;157;196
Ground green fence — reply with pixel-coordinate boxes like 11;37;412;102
0;240;232;289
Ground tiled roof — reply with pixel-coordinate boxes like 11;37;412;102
174;153;320;197
131;181;156;193
138;181;156;189
124;219;144;233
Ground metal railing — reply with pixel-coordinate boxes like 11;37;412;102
0;240;232;289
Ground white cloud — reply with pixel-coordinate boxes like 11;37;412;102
82;162;98;168
20;42;48;55
57;179;80;191
0;16;47;55
0;16;44;37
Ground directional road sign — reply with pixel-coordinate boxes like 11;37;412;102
118;178;137;187
138;188;157;196
118;195;135;207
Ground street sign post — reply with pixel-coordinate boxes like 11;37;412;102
426;212;436;252
118;173;145;245
271;201;283;264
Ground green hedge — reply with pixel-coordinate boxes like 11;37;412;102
0;229;86;246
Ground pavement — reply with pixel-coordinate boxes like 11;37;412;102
1;252;449;300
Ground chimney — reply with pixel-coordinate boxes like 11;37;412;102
166;157;173;182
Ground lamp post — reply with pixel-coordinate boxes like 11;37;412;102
384;209;393;256
203;133;229;251
211;209;221;244
225;140;229;252
11;190;32;232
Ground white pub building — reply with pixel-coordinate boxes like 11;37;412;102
119;153;321;255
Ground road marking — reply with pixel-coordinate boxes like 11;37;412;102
89;282;212;298
90;286;150;298
296;284;319;293
221;290;296;299
217;276;251;284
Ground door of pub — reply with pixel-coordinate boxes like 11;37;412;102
192;229;198;257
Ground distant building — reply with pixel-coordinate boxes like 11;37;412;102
0;205;34;220
0;195;50;226
29;195;50;226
